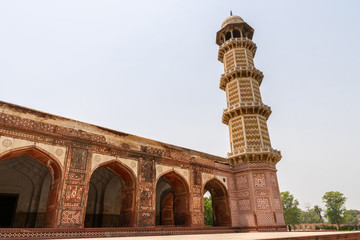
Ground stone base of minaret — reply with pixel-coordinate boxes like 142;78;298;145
230;163;287;231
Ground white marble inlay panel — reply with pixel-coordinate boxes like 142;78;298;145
91;153;138;177
0;136;66;167
155;163;190;185
202;172;228;189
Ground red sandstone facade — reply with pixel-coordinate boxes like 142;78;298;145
0;15;286;236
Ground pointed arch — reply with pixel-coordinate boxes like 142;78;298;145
156;171;190;226
204;178;231;226
86;160;137;227
0;146;63;228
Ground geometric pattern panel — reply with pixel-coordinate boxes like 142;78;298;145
238;213;255;226
225;50;235;72
227;80;240;107
239;199;251;211
276;212;285;225
254;173;266;188
251;79;262;102
274;198;282;210
259;116;271;147
257;212;275;226
239;79;253;102
243;116;261;148
235;49;247;67
60;210;81;224
230;116;245;151
270;173;278;188
236;174;249;190
246;49;254;67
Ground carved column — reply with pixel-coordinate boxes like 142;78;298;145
137;157;155;226
190;166;204;227
57;147;90;228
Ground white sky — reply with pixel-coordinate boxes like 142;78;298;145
0;0;359;211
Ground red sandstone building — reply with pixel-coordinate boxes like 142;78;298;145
0;14;286;237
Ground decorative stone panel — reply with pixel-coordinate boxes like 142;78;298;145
255;189;268;196
60;210;81;224
238;191;250;198
0;136;66;166
70;148;88;170
269;173;277;188
91;153;138;177
192;168;201;186
238;213;255;226
239;199;251;211
236;174;248;189
155;163;189;185
274;198;282;210
253;173;266;188
256;198;270;210
276;212;285;225
201;172;228;189
64;185;84;204
192;197;201;210
257;212;275;226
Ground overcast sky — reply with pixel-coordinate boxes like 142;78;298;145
1;0;359;211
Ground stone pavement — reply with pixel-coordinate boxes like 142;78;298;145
59;231;360;240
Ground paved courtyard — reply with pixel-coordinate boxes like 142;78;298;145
59;231;360;240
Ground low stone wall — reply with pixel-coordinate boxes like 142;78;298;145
293;223;357;231
0;227;360;239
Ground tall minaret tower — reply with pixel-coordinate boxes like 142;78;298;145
216;14;286;230
217;14;281;165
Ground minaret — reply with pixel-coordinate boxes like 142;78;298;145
216;14;281;166
216;14;286;230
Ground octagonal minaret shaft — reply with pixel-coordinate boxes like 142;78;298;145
216;15;281;166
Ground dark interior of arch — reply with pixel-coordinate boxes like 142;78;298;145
225;31;232;40
0;156;51;228
155;172;190;226
233;29;241;38
85;162;136;228
204;179;231;226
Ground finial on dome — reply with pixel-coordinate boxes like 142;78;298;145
230;10;233;16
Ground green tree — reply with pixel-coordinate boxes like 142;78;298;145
281;191;301;231
313;205;323;223
322;191;347;229
203;196;213;226
344;209;358;224
301;208;318;224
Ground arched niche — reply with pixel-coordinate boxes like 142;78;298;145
155;171;190;226
233;29;241;38
0;147;62;228
85;160;136;227
203;178;231;226
225;31;232;41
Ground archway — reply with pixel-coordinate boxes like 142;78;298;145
203;178;231;226
155;171;190;226
0;147;62;228
85;161;136;227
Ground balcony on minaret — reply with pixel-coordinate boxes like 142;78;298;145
222;102;272;125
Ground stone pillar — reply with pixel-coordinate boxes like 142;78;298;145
137;157;155;227
231;163;285;230
190;166;204;227
56;147;90;228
